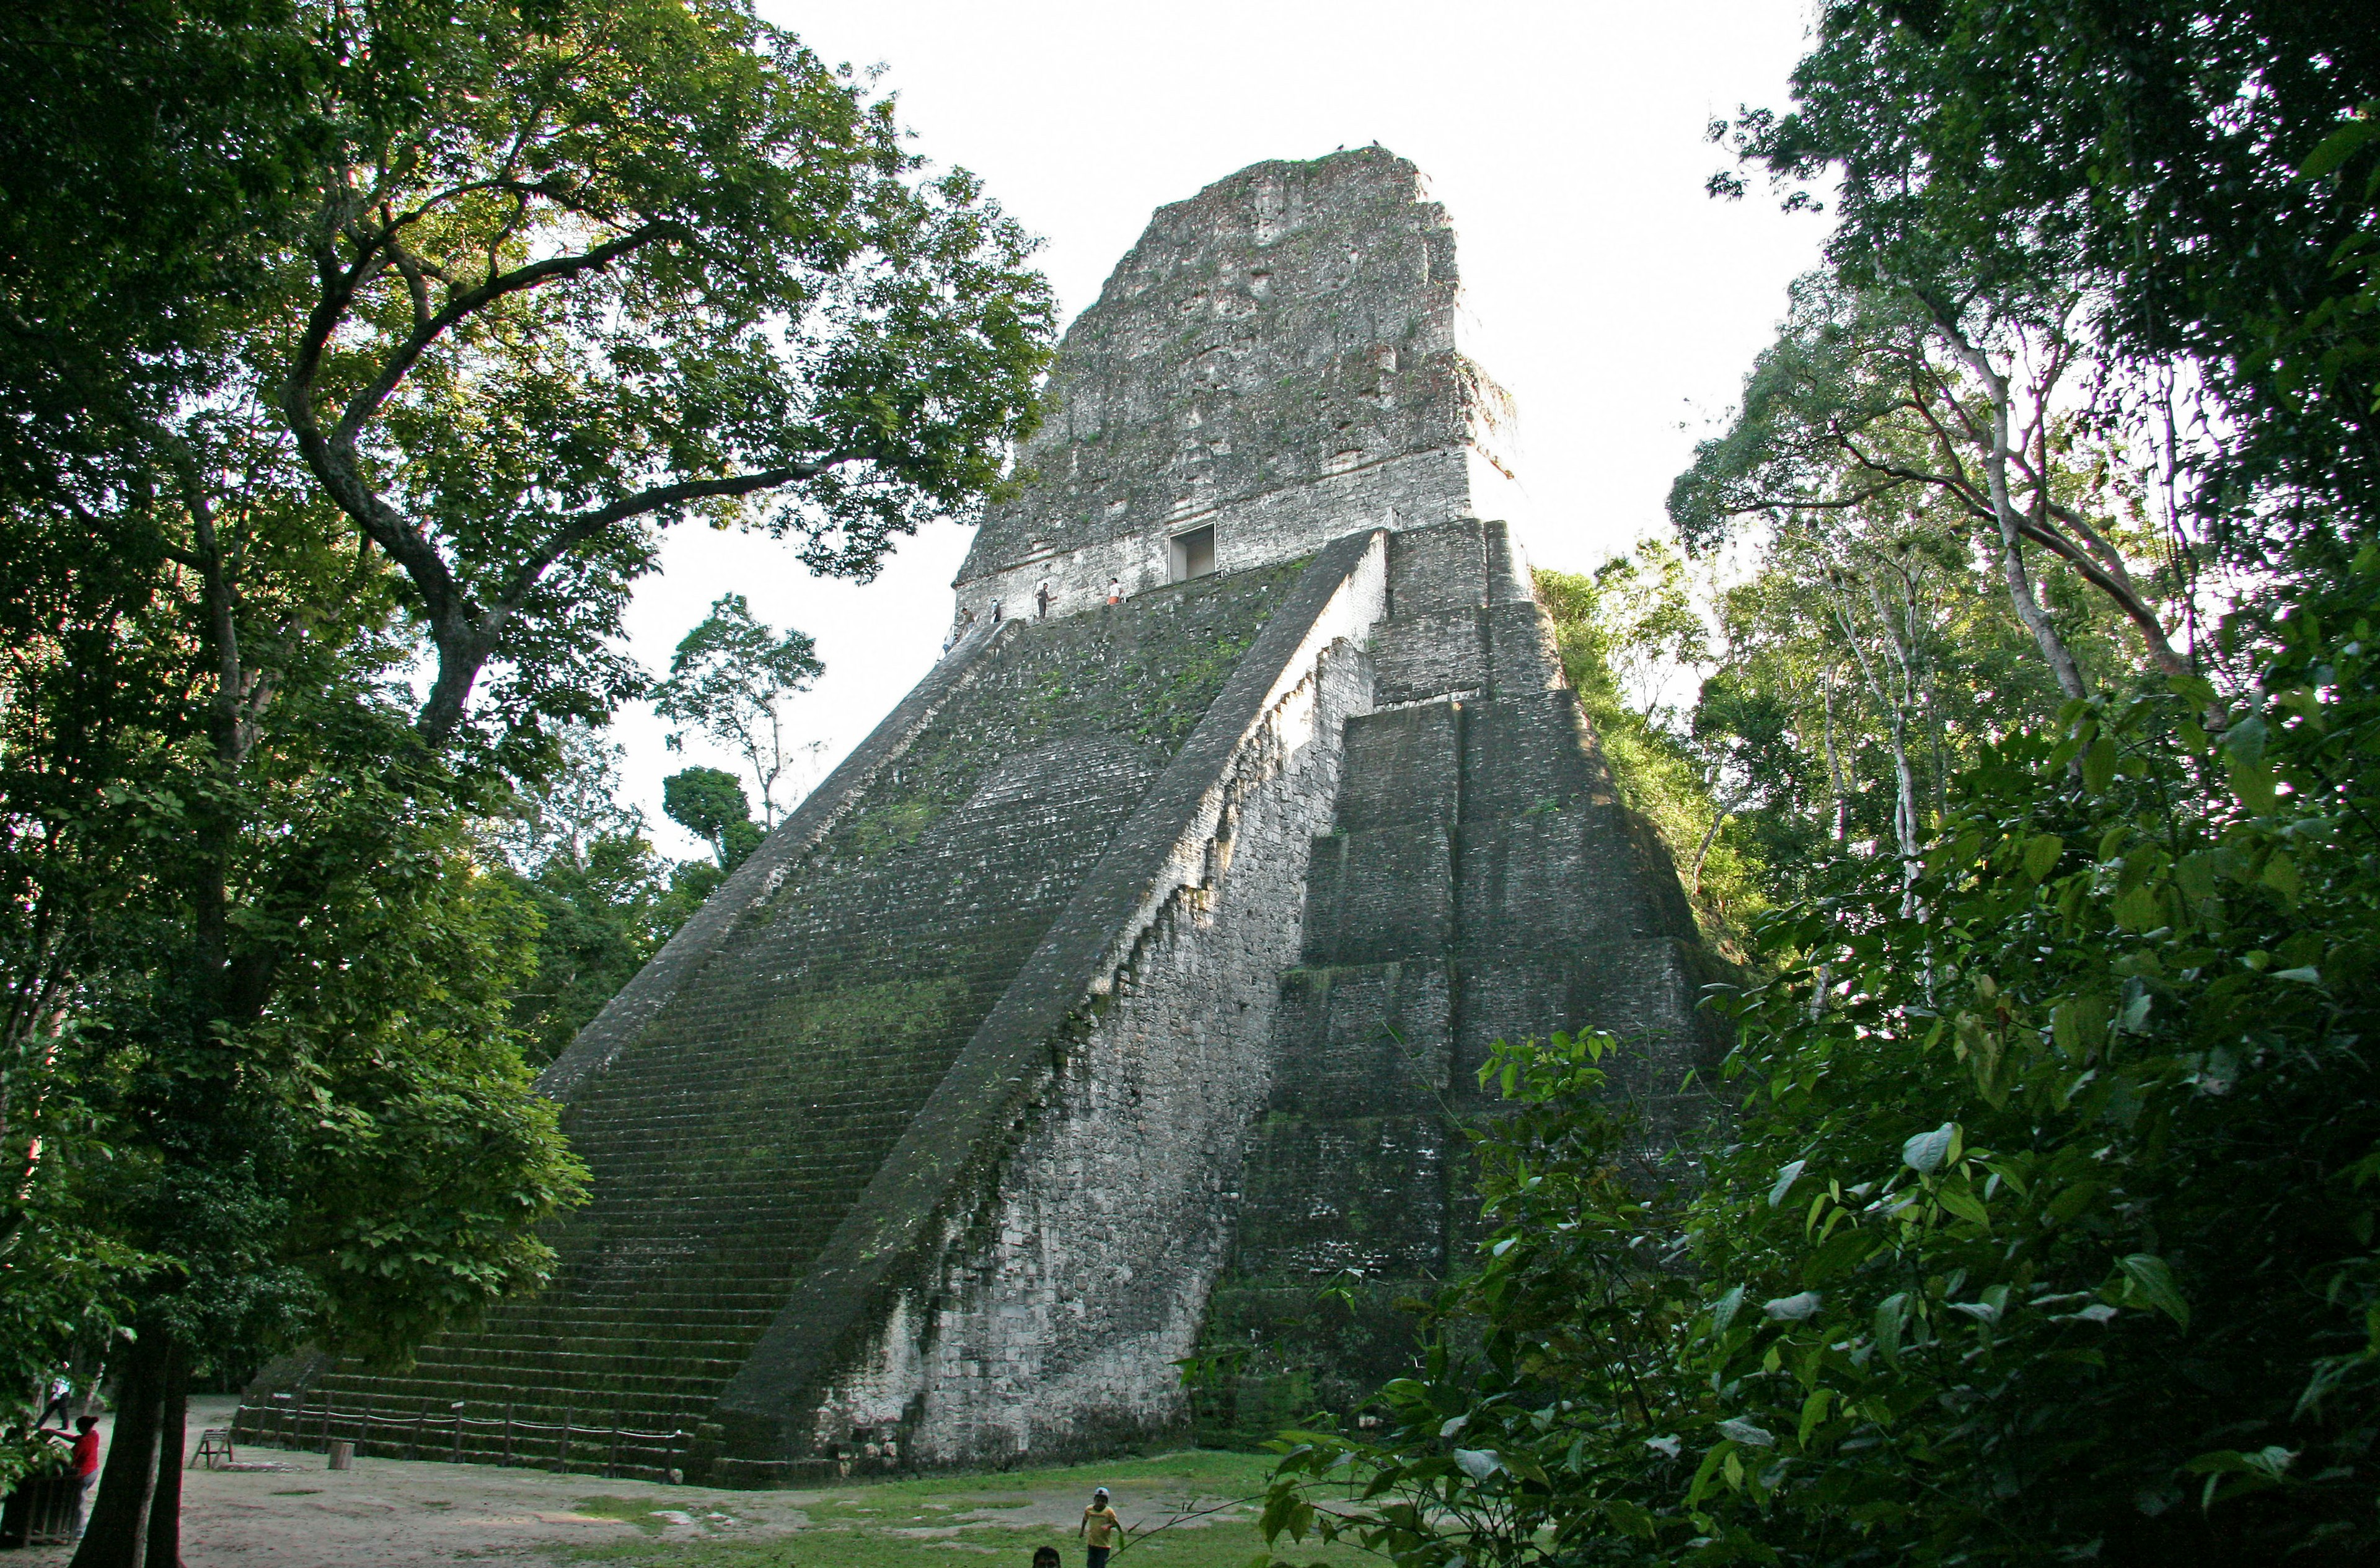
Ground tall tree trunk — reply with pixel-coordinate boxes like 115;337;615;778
1820;667;1848;843
1995;529;2088;699
1943;334;2091;698
144;1354;188;1568
70;1329;175;1568
1830;583;1925;918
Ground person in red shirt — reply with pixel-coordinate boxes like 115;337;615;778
68;1417;99;1539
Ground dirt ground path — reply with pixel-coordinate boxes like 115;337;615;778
15;1399;1346;1567
19;1397;813;1564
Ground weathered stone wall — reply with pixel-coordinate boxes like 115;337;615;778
707;531;1391;1478
804;636;1377;1468
1192;520;1721;1445
237;148;1721;1486
243;561;1310;1456
950;148;1522;632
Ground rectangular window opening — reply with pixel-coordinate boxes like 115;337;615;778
1169;524;1217;583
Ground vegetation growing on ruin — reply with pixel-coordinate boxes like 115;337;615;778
1261;2;2380;1563
1536;557;1766;958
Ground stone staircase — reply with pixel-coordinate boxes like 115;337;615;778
236;564;1308;1474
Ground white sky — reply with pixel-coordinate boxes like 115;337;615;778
615;0;1828;857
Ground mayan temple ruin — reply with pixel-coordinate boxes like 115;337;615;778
236;146;1716;1484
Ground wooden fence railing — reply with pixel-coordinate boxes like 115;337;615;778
239;1391;690;1482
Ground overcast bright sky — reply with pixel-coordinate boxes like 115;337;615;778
615;0;1828;857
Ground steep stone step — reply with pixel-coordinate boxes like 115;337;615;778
237;560;1308;1474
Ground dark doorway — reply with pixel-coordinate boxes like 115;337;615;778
1169;524;1217;582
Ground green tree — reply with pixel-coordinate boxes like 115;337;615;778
0;3;1052;1562
651;594;825;825
487;725;685;1067
662;765;762;871
1261;574;2380;1565
1669;273;2188;693
1709;0;2380;575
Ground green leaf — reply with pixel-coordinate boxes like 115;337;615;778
1902;1122;1956;1173
1797;1386;1833;1447
1451;1448;1503;1481
2082;736;2118;794
2226;719;2277;814
1937;1185;1991;1230
2116;1253;2192;1331
2022;833;2065;882
2052;995;2108;1060
2301;117;2380;179
1875;1292;1912;1364
1768;1158;1809;1208
2047;1180;2103;1225
2111;883;2162;932
1709;1284;1745;1336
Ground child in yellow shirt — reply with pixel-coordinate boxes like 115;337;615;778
1078;1486;1122;1568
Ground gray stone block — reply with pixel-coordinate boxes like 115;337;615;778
1370;606;1487;704
1332;705;1459;830
1301;823;1454;966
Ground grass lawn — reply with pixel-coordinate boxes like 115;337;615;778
544;1450;1373;1568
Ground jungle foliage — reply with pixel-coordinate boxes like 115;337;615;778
0;2;1051;1563
1261;2;2380;1563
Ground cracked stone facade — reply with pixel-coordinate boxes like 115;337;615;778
234;148;1716;1485
950;148;1523;633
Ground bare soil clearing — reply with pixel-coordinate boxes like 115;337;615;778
14;1399;1359;1567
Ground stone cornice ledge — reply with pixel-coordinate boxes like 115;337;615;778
535;617;1020;1104
711;527;1391;1453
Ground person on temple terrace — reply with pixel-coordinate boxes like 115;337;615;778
37;1375;71;1430
1078;1486;1122;1568
69;1416;100;1538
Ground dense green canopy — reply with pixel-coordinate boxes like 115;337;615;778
1259;4;2380;1564
0;4;1052;1564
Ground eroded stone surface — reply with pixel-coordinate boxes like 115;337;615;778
950;147;1522;633
235;148;1712;1484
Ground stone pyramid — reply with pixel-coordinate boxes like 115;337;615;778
236;146;1716;1484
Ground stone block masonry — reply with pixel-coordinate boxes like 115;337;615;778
949;147;1523;633
236;560;1311;1466
234;146;1718;1483
1192;522;1725;1447
721;532;1391;1474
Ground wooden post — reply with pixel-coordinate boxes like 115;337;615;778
452;1403;465;1463
412;1404;427;1461
559;1408;571;1476
502;1402;513;1468
606;1420;619;1479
